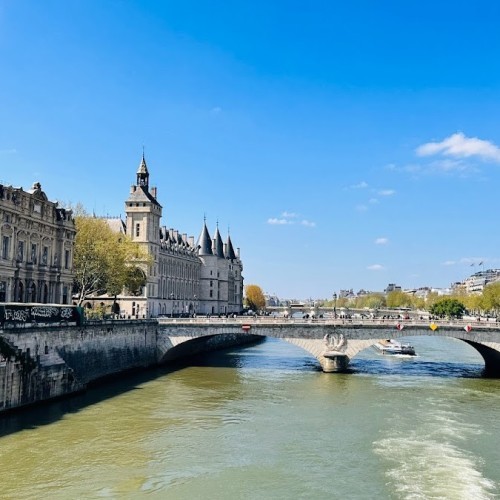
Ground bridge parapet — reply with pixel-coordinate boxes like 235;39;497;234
158;316;500;333
157;317;500;375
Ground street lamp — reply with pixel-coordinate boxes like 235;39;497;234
193;295;197;316
170;293;174;318
332;293;337;319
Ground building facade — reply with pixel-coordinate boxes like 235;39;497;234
94;155;244;318
452;269;500;294
0;182;75;304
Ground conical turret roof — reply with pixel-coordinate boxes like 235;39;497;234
225;234;237;260
213;226;225;258
197;222;213;255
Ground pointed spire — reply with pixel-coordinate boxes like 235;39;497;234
213;226;224;257
137;149;148;174
225;234;237;260
136;150;149;189
197;220;213;255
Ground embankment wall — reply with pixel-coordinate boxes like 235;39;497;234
0;321;259;414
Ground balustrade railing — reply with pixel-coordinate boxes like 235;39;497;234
156;316;500;329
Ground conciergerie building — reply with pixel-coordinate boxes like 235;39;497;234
89;154;244;318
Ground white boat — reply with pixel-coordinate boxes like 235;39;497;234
374;339;416;356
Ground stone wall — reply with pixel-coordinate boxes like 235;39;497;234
0;320;159;413
0;321;263;414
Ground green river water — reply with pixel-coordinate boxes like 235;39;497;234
0;336;499;499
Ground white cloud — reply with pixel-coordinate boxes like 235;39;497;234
210;106;222;115
355;204;368;212
267;218;291;225
378;189;395;196
350;181;368;189
386;160;479;177
268;212;315;227
416;132;500;163
0;148;17;154
368;198;379;204
375;237;388;245
367;264;384;271
301;220;316;227
442;260;456;266
429;159;468;172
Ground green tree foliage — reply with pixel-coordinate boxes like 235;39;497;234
73;215;149;305
244;284;266;312
428;298;466;319
351;293;386;310
386;290;413;308
482;282;500;315
411;296;426;310
424;292;441;309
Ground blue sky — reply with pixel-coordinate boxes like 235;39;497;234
1;1;500;300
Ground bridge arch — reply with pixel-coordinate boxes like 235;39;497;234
157;320;500;376
338;329;500;376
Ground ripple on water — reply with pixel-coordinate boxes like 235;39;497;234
372;386;498;500
374;436;497;500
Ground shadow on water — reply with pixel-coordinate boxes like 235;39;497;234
0;364;172;438
0;337;490;437
0;339;273;438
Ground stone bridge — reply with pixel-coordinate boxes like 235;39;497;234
157;317;500;375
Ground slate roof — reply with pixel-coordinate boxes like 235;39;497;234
225;234;237;260
213;227;225;257
197;222;213;255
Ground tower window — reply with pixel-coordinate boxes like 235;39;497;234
136;223;140;237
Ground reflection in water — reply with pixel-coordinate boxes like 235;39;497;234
0;336;499;499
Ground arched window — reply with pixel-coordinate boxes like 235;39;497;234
17;281;24;302
28;282;37;303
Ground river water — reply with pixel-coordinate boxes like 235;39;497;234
0;336;499;499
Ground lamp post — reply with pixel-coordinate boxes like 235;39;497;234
170;293;174;318
332;293;337;319
193;295;197;317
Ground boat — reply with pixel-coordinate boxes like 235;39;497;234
374;339;416;356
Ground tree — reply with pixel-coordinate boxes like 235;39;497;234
244;284;266;312
425;291;440;309
363;293;386;310
428;298;466;319
386;291;413;309
482;282;500;315
73;215;149;306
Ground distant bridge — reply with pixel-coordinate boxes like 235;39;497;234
157;317;500;375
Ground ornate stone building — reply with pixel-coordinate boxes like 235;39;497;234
0;182;75;304
98;155;244;318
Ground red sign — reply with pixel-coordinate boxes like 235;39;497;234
242;325;251;331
